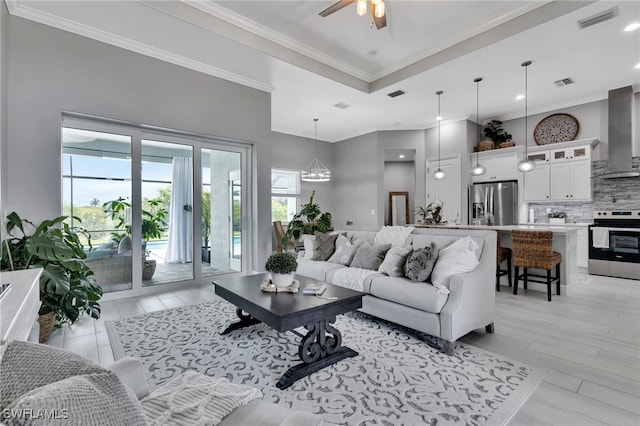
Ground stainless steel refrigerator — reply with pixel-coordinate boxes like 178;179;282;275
469;181;517;226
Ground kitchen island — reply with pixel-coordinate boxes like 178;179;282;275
412;223;579;295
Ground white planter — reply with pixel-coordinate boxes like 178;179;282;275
271;272;295;287
549;217;566;224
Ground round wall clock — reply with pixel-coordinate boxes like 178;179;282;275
533;113;579;145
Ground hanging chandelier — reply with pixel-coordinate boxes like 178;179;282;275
433;90;446;180
470;77;486;176
301;118;331;182
517;60;536;172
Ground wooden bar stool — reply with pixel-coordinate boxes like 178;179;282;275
511;230;561;302
496;235;512;291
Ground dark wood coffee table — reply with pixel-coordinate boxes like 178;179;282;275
213;273;363;389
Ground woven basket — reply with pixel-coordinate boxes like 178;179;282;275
38;311;56;343
499;141;516;148
478;140;494;151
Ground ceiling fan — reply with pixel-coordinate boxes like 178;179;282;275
319;0;387;30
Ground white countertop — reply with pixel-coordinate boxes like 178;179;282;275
412;223;580;234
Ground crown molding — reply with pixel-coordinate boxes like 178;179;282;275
182;0;371;82
5;0;274;93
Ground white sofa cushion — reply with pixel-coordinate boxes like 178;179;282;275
374;226;414;247
367;276;449;314
297;259;346;281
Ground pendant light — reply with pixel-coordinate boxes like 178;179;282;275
470;77;486;176
433;90;446;180
517;60;536;172
301;118;331;182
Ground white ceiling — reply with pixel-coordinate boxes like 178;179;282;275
6;0;640;142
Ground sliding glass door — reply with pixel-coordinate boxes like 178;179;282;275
62;127;133;293
62;116;250;295
202;148;243;275
141;139;194;286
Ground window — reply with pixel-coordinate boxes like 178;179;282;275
271;169;300;223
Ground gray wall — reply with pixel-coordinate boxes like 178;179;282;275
332;132;379;228
500;96;640;160
383;162;415;225
0;3;7;218
2;15;322;272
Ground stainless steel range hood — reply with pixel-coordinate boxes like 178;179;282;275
601;86;640;179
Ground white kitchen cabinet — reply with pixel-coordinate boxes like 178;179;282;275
525;141;594;202
576;227;588;269
549;158;591;201
470;150;519;183
523;163;550;201
522;149;550;201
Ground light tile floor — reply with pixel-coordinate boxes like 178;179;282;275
55;272;640;425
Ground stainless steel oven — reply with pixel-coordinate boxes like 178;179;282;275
588;210;640;280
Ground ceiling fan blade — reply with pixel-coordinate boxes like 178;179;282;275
319;0;355;17
372;8;387;29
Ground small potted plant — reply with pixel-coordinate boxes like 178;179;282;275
548;211;566;224
265;252;298;287
415;202;443;224
483;119;514;149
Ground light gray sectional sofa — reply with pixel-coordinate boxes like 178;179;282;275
296;227;496;355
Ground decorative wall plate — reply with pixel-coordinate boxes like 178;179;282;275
533;113;579;145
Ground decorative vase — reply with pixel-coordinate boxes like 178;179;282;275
142;259;157;280
549;218;565;224
271;272;295;287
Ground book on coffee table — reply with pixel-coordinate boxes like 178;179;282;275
303;283;326;295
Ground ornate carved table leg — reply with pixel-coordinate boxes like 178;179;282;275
276;317;357;390
220;308;261;335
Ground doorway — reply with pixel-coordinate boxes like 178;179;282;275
426;156;461;224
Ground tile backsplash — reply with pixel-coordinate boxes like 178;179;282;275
528;156;640;223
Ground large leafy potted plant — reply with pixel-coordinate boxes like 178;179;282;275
0;212;102;341
283;191;332;249
103;197;168;280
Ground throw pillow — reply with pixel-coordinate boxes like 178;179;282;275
328;235;362;266
373;226;415;247
350;242;392;270
118;235;132;254
311;232;339;261
5;373;146;426
378;246;413;277
141;371;262;425
431;237;480;292
404;243;439;283
0;341;146;426
301;234;316;260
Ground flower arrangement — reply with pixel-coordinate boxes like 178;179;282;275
548;211;566;219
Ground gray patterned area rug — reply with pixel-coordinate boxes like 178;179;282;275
106;299;543;426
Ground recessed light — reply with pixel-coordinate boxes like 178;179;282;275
399;154;405;159
624;22;640;32
367;49;379;56
516;94;525;100
436;116;443;121
635;62;640;69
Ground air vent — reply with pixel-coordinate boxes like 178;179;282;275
554;77;575;87
334;101;351;110
387;90;405;98
578;7;617;29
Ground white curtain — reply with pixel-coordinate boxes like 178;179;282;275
165;156;193;263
